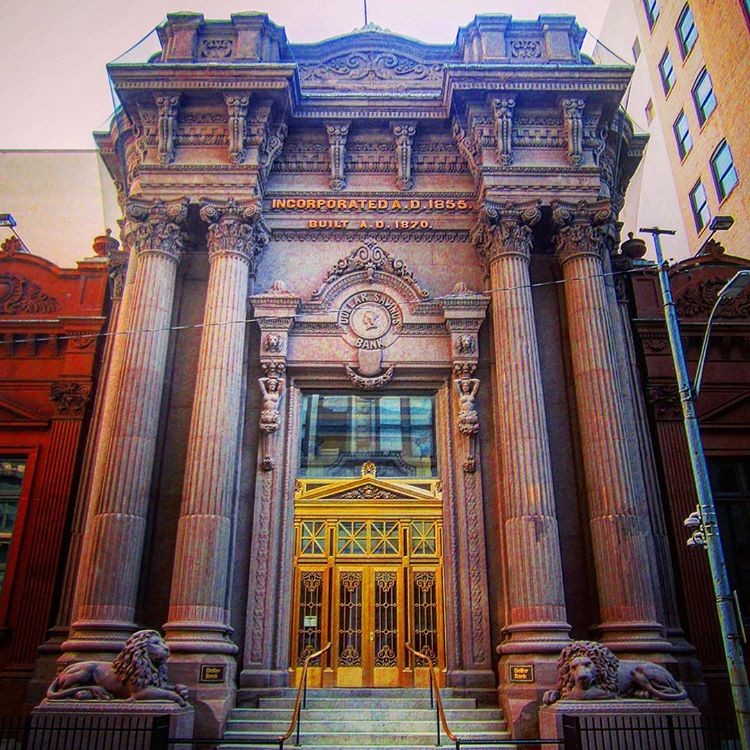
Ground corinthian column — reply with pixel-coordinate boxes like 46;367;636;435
66;197;187;654
164;199;267;668
472;202;570;725
551;200;666;653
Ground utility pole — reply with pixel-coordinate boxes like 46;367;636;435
641;226;750;749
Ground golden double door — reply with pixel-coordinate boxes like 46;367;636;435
290;471;445;688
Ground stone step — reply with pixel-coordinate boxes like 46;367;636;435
227;719;505;733
221;746;512;750
254;697;480;711
228;707;505;722
222;732;510;747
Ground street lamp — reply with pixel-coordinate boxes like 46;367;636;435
694;270;750;397
640;227;750;749
0;212;30;253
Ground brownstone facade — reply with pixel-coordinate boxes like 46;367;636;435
0;235;114;713
13;11;707;739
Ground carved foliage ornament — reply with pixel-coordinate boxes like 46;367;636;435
470;200;541;266
675;278;750;319
0;274;59;314
299;52;443;83
551;200;613;266
313;237;429;301
200;198;269;270
122;198;189;260
50;382;91;417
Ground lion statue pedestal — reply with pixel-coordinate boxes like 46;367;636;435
538;641;701;750
32;630;195;749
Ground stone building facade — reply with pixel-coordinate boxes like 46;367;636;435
35;11;696;738
0;233;115;713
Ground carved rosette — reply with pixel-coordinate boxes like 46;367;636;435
560;97;585;167
390;120;417;190
470;200;541;268
224;94;250;164
155;94;180;165
491;97;515;166
551;200;613;267
199;198;269;272
50;382;92;417
325;121;351;191
122;198;189;262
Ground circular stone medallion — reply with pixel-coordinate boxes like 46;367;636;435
338;291;402;349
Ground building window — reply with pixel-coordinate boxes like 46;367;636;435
645;99;655;124
659;49;676;94
643;0;660;28
0;459;26;594
711;140;739;201
709;457;750;629
632;37;641;62
693;68;717;124
689;180;711;232
676;5;698;58
673;111;693;159
298;393;438;478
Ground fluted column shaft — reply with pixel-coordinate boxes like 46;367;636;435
553;203;664;650
474;202;570;650
165;199;265;653
67;198;187;648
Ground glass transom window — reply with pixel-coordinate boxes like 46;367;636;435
299;393;437;478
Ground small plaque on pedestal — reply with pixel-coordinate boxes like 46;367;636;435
509;665;535;683
199;664;226;683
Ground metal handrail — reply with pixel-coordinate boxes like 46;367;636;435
405;642;458;745
280;641;331;747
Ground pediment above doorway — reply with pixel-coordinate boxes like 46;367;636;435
295;462;442;503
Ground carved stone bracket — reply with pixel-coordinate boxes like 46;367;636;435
259;120;289;184
551;200;613;267
470;200;541;269
325;121;351;191
390;120;417;190
345;364;395;389
224;93;250;164
121;197;189;262
50;382;92;417
490;97;515;166
451;115;480;182
199;197;269;271
560;97;585;167
155;93;180;165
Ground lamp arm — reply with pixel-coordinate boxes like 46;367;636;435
693;299;723;398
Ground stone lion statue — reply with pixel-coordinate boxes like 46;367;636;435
543;640;688;704
46;630;189;706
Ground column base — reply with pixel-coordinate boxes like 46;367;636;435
62;620;137;661
163;621;238;656
597;620;673;657
167;652;237;738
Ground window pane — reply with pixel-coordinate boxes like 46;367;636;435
711;140;739;201
673;111;693;159
298;393;438;477
643;0;660;28
0;458;26;592
659;49;676;94
689;181;710;231
693;69;717;124
676;6;698;57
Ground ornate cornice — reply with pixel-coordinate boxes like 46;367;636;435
200;197;269;269
470;200;541;266
551;199;612;266
122;197;189;261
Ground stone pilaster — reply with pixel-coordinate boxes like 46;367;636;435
551;200;667;654
241;283;300;688
65;197;187;655
162;198;266;733
442;288;494;693
472;200;570;734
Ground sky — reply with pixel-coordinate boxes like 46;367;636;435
0;0;608;149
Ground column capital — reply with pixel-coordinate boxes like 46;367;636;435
122;197;188;262
470;199;541;266
199;197;269;270
551;199;613;266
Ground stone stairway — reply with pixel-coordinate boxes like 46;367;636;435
220;688;511;749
